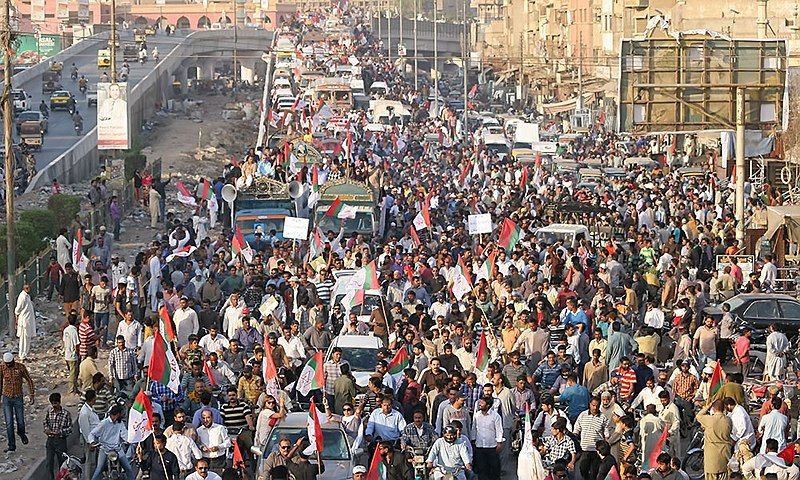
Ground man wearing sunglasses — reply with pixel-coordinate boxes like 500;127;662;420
184;458;222;480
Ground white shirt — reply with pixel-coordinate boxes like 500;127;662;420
223;305;244;339
644;308;665;329
196;423;231;459
728;404;755;449
760;261;778;287
278;335;307;365
207;361;237;386
185;471;222;480
165;433;203;470
78;403;100;442
759;410;789;454
63;325;80;361
116;319;143;350
471;409;504;448
630;386;665;411
198;333;229;355
173;307;199;347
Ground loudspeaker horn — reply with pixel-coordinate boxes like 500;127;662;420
288;181;303;199
221;184;238;203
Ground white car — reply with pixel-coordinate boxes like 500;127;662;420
325;335;384;387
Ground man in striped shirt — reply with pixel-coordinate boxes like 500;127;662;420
78;311;97;358
614;357;637;403
573;397;611;480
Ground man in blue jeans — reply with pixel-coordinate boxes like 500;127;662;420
0;352;34;452
88;404;135;480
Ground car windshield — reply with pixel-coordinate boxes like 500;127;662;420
18;112;39;121
263;428;349;460
486;143;508;154
333;294;382;316
725;296;748;312
337;346;379;372
536;231;575;245
53;91;69;96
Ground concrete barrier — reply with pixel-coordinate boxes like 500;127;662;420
27;29;271;191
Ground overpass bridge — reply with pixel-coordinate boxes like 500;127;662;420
371;16;465;58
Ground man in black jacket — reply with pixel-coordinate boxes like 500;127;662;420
137;433;180;480
376;441;412;480
593;439;618;480
59;263;82;318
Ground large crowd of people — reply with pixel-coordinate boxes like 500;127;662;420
11;6;799;480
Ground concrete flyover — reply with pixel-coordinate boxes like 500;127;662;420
371;17;464;57
27;28;272;192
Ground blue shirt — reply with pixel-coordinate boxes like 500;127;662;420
565;309;589;331
192;406;223;428
365;408;407;441
560;384;590;420
534;363;562;389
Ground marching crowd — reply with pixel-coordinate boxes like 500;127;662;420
8;6;799;480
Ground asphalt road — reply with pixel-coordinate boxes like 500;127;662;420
14;30;187;170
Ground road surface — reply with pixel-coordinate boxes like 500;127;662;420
14;30;186;170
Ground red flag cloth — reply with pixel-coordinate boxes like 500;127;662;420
232;439;244;468
203;361;217;386
644;426;670;470
158;306;177;343
779;444;796;465
410;225;421;246
365;444;384;480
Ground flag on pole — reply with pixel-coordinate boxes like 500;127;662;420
203;360;217;387
297;352;325;396
409;224;421;246
498;218;521;252
200;178;211;200
324;197;344;217
72;228;88;273
451;270;472;301
604;466;621;480
366;444;386;480
468;84;478;99
476;250;497;282
337;204;357;220
362;260;380;290
412;211;428;231
519;166;528;191
387;347;410;383
475;331;489;372
148;330;181;393
158;305;177;343
709;361;726;398
642;425;670;471
232;440;245;469
309;228;325;260
778;444;797;465
127;390;154;443
232;226;253;263
165;245;197;263
175;181;198;207
307;399;325;452
262;337;279;397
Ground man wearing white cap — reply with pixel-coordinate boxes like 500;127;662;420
352;465;367;480
14;284;36;360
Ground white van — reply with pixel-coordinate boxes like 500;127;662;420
484;133;511;161
534;224;591;248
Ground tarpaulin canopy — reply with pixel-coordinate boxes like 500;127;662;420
765;205;800;243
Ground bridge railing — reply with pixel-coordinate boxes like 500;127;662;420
371;16;463;40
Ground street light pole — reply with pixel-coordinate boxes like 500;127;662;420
232;0;238;87
110;0;117;81
413;0;418;90
2;0;16;336
433;5;438;116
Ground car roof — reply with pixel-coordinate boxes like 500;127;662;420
53;90;70;95
331;335;384;349
537;223;590;233
730;293;798;301
274;413;345;429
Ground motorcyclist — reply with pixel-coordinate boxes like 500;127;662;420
138;48;147;63
38;100;49;118
70;63;78;80
152;46;159;61
400;410;437;453
426;425;472;480
72;110;83;132
100;71;110;83
87;405;135;480
78;75;88;91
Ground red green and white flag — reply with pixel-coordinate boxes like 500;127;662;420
203;360;217;387
642;425;670;471
199;178;211;200
457;255;472;286
127;389;154;443
309;228;325;260
158;305;177;343
387;347;410;383
409;224;421;247
324;197;344;217
475;331;489;372
366;444;386;480
232;226;253;263
175;181;198;207
521;402;535;453
307;399;326;452
148;330;181;393
475;250;497;282
604;466;621;480
71;228;88;273
709;360;726;397
263;337;279;397
519;167;528;191
340;288;365;311
297;351;325;396
498;218;521;252
362;260;380;290
309;165;321;208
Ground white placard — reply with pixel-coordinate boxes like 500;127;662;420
716;254;755;277
97;82;130;150
283;217;310;240
468;214;493;235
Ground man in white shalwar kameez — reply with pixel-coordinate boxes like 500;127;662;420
765;323;789;381
148;249;162;312
55;231;71;270
14;284;36;360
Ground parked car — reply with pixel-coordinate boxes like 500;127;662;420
253;413;360;480
703;293;800;338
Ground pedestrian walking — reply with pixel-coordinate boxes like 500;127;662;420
0;352;34;452
14;284;36;360
44;392;72;480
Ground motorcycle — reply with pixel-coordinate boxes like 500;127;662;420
79;84;87;95
430;465;465;480
409;447;427;480
683;429;705;480
70;70;78;82
74;123;83;136
104;449;126;480
56;452;83;480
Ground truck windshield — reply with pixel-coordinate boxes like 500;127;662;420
315;210;373;233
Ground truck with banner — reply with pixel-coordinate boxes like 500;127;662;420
314;179;378;237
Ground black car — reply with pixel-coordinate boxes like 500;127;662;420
703;293;800;337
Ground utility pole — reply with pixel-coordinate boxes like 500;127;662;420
110;0;117;81
735;86;746;242
413;0;418;90
377;8;382;48
399;1;403;49
387;10;391;63
2;0;16;336
232;0;238;87
576;32;583;112
433;6;438;116
462;0;468;133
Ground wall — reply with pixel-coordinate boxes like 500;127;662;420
28;29;271;191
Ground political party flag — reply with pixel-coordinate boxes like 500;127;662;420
263;337;279;397
309;228;325;260
457;255;472;286
72;228;88;273
519;166;528;191
468;84;478;99
308;399;325;453
165;245;197;263
451;271;472;301
521;402;535;454
231;226;253;263
148;330;181;393
337;204;357;220
232;439;245;469
297;351;325;396
498;218;521;252
642;425;670;471
517;401;546;480
475;331;489;372
409;224;421;246
778;444;797;465
340;288;365;311
363;260;380;290
158;305;177;343
366;444;386;480
387;347;410;383
476;250;497;282
203;360;217;387
127;389;153;443
709;361;726;398
421;198;431;227
200;178;211;200
412;211;428;231
325;197;343;217
175;181;198;207
604;466;621;480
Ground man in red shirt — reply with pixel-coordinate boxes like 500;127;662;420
614;357;638;403
734;327;752;378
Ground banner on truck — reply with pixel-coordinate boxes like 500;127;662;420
97;82;130;150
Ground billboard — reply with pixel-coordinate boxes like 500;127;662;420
97;82;130;150
2;34;62;65
618;30;787;134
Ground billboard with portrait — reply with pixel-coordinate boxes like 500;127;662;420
97;82;130;150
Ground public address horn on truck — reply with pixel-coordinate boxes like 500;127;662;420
288;181;302;199
221;184;237;227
